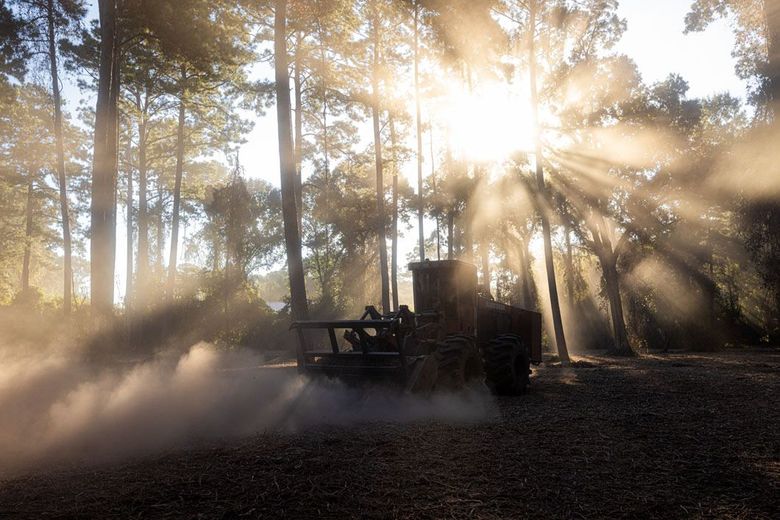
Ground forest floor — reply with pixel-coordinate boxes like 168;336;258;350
0;349;777;519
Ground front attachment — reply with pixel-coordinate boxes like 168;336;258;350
291;306;415;388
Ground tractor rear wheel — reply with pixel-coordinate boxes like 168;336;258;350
434;335;483;391
484;334;530;395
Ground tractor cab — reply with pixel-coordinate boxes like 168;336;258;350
409;260;477;337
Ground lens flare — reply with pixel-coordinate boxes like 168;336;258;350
439;84;536;162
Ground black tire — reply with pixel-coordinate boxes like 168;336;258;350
484;334;530;395
434;334;484;391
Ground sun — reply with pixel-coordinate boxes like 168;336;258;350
441;83;536;163
528;234;546;261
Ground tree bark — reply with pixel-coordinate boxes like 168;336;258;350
462;208;473;263
136;113;149;304
390;117;399;311
47;0;72;314
601;252;632;355
370;5;390;313
518;236;534;310
765;0;780;106
167;80;186;299
414;0;425;261
293;34;303;229
155;182;164;281
564;223;575;304
528;0;569;363
21;178;34;292
430;127;441;259
125;158;133;310
90;0;119;314
447;211;454;260
590;215;633;355
275;0;309;322
480;239;491;296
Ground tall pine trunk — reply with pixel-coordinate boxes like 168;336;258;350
293;34;303;229
564;223;575;304
21;178;34;292
518;236;534;310
413;1;425;261
480;239;490;296
125;164;133;310
390;117;399;311
319;42;333;305
763;0;780;337
167;79;186;299
47;0;72;314
136;114;149;304
447;211;454;260
370;7;390;313
462;206;473;262
528;1;569;363
91;0;118;314
765;0;780;107
155;182;164;281
430;126;441;259
275;0;309;322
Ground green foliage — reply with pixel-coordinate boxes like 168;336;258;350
0;0;26;85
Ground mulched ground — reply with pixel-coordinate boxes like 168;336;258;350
0;349;777;519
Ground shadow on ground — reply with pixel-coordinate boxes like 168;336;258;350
0;350;777;519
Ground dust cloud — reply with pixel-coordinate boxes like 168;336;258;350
0;342;496;475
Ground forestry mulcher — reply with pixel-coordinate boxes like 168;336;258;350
291;260;542;394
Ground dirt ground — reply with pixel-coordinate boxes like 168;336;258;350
0;349;777;519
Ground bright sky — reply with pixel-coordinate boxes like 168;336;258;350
57;1;747;303
616;0;747;98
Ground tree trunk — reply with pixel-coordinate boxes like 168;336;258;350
136;114;149;304
601;254;632;355
275;0;309;322
480;239;491;296
167;82;186;299
414;1;425;261
370;7;390;313
447;211;454;260
293;34;303;229
528;1;569;363
47;0;72;314
108;40;119;292
765;0;780;107
462;209;473;263
430;126;441;259
518;236;534;310
125;160;133;310
155;182;164;281
564;223;575;304
21;178;34;292
90;0;119;314
591;213;634;355
390;117;399;311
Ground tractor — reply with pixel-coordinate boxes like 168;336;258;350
291;260;542;394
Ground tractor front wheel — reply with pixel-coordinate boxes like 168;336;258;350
434;335;483;391
484;334;530;395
